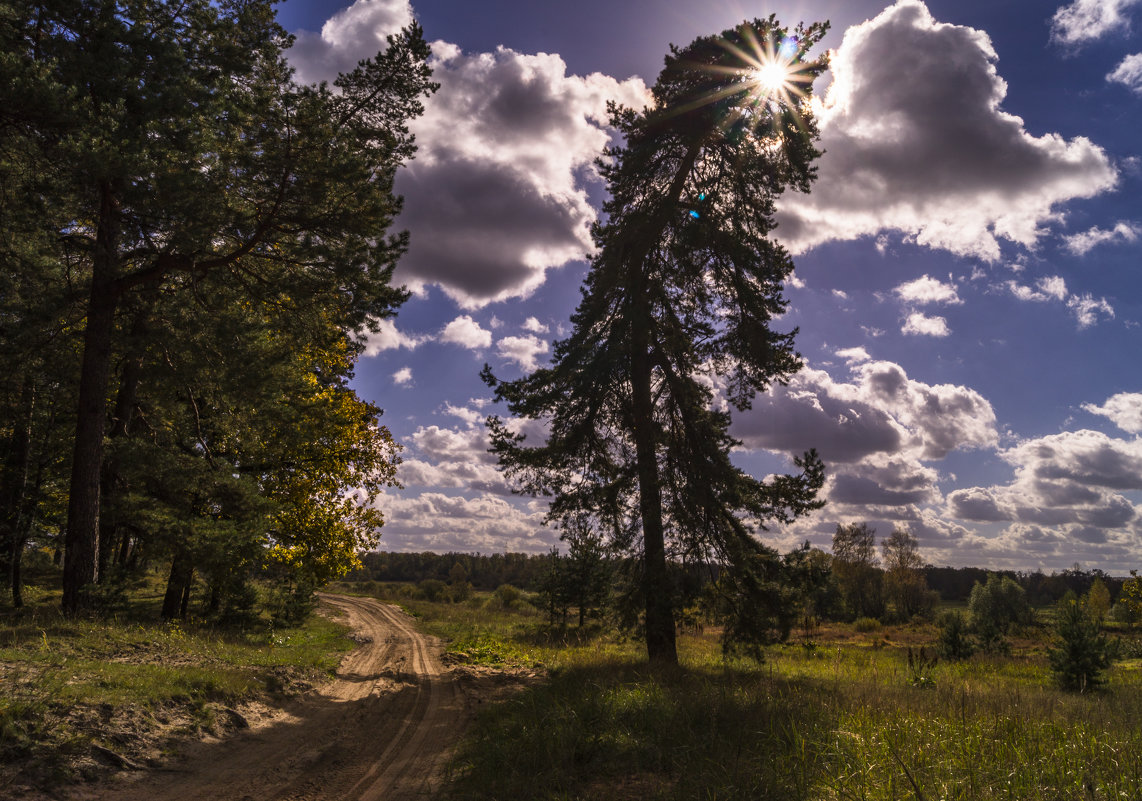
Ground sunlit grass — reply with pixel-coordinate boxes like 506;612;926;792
364;588;1142;801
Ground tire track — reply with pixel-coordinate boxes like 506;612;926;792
81;594;466;801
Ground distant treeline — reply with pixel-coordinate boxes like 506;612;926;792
349;550;1127;608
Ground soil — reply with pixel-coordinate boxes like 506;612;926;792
31;593;533;801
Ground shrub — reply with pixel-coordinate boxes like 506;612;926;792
853;616;881;633
1050;595;1115;692
936;611;975;660
418;579;447;602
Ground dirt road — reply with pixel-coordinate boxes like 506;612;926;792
83;594;466;801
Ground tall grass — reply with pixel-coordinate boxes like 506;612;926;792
387;590;1142;801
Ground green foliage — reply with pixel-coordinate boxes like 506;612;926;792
1050;595;1115;692
853;617;882;633
880;528;934;622
1114;570;1142;627
832;523;885;621
905;646;938;688
0;0;435;614
1084;577;1112;624
969;573;1032;653
936;611;975;661
484;16;830;664
418;579;448;603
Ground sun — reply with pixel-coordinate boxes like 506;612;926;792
754;59;792;95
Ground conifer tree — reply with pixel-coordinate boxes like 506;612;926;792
486;17;829;664
2;0;435;613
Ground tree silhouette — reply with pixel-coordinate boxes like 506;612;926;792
486;17;829;664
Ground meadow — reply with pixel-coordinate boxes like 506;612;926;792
337;581;1142;801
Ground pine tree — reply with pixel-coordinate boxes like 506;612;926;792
486;17;829;664
1;0;435;614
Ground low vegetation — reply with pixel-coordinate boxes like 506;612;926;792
335;579;1142;801
0;569;354;788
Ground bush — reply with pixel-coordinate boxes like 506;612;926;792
418;579;447;602
1050;595;1115;692
936;611;975;660
854;617;881;633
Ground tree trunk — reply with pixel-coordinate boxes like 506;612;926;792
622;139;705;667
2;377;36;607
63;181;120;616
98;319;146;577
162;551;194;620
630;332;678;664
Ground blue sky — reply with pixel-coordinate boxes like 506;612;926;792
279;0;1142;572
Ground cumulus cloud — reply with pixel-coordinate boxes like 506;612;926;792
776;0;1117;260
393;46;650;308
373;490;554;553
947;486;1013;522
495;335;549;371
286;1;649;309
1109;53;1142;91
398;424;508;495
835;346;871;364
1064;221;1141;254
894;275;962;306
1005;275;1113;328
902;311;950;337
359;318;427;356
1083;392;1142;434
735;360;997;466
393;366;413;385
440;315;493;350
522;317;550;334
288;0;414;85
950;430;1142;536
1051;0;1140;46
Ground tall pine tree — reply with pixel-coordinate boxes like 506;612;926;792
486;17;829;664
2;0;435;613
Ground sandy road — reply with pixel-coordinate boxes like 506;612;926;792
83;594;466;801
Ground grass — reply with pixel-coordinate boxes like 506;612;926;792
347;585;1142;801
0;569;355;786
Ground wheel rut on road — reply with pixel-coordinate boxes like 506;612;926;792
81;594;466;801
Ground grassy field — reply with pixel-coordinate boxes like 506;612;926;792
0;569;355;787
335;581;1142;801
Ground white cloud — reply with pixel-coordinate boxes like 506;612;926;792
289;0;414;85
894;275;961;305
440;315;493;350
359;318;427;356
734;360;997;465
1083;392;1142;434
393;46;650;308
393;367;413;385
443;402;482;427
835;346;871;364
373;490;554;553
777;0;1117;261
1109;53;1142;91
496;335;549;371
1004;275;1112;328
1067;294;1115;328
1051;0;1140;46
1064;221;1141;254
902;311;950;337
522;317;550;334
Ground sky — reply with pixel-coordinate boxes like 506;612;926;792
277;0;1142;573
